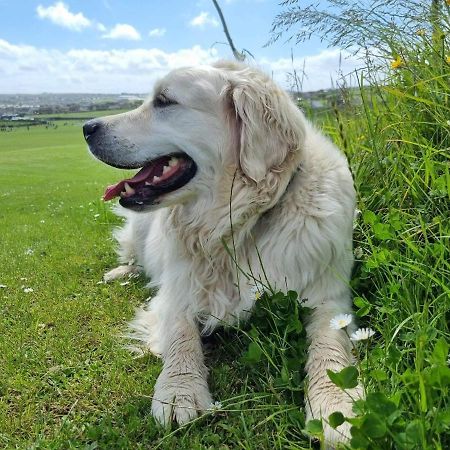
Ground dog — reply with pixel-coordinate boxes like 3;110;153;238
83;61;360;446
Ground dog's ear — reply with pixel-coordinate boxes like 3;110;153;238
223;75;304;183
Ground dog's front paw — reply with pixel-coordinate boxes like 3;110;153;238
306;384;362;448
151;370;212;426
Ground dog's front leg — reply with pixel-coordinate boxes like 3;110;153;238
304;305;363;447
151;315;212;426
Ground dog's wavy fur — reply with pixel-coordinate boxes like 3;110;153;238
94;61;361;446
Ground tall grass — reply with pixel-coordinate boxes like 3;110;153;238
239;20;450;449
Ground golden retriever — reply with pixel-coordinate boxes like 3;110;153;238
83;61;360;446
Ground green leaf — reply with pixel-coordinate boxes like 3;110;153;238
373;222;394;240
435;408;450;432
365;392;397;416
430;337;449;365
327;366;359;389
423;365;450;387
404;420;424;445
328;411;345;429
243;342;262;364
386;346;402;366
280;365;289;383
354;296;371;317
363;210;378;225
350;426;370;449
370;369;388;381
361;413;387;438
304;419;323;436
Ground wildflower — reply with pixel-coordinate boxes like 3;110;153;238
446;56;450;64
391;55;403;69
354;247;364;259
250;284;263;300
330;314;353;330
208;401;223;411
0;284;7;288
23;287;34;293
350;328;375;341
416;29;426;37
24;248;34;255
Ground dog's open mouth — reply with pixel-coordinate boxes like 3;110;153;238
103;153;197;210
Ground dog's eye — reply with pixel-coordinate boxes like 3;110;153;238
153;94;177;108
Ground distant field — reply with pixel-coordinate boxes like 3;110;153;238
36;108;137;120
0;109;135;128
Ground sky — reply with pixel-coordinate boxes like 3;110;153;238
0;0;363;93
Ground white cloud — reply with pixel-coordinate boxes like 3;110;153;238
149;28;166;38
102;24;141;41
189;12;219;28
0;39;218;93
0;38;363;94
36;2;91;31
96;22;107;32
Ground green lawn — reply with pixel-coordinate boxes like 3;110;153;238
1;68;449;450
0;123;161;448
0;123;310;449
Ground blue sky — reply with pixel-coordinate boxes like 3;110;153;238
0;0;361;93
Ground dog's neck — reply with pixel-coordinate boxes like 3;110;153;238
169;151;302;259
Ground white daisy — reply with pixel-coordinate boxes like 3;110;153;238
208;401;223;411
330;314;353;330
350;328;375;341
23;287;34;293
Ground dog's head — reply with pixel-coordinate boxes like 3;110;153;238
84;61;305;212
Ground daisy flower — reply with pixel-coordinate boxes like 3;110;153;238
350;328;375;341
208;401;223;411
330;314;353;330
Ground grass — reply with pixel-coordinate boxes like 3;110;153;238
1;37;449;449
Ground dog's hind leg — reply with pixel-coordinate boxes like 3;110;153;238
104;264;141;282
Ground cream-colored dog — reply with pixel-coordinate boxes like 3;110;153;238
83;61;360;446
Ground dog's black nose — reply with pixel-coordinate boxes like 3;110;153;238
83;120;102;141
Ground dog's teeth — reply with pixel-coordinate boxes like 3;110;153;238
145;181;152;186
152;176;160;183
124;182;135;195
162;165;171;174
168;157;178;167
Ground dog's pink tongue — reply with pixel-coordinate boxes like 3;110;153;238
103;165;154;201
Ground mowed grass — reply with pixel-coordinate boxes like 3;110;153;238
0;121;161;448
1;48;449;449
0;119;311;449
